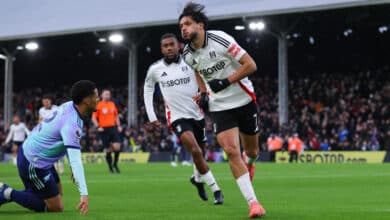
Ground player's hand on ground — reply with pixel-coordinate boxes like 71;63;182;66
208;78;230;93
97;127;104;132
77;195;89;215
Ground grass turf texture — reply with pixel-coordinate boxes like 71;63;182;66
1;163;389;220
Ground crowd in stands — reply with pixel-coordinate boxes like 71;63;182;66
1;67;389;159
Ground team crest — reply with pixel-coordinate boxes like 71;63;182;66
181;66;188;72
209;51;217;59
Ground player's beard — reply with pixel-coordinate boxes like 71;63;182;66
182;31;198;44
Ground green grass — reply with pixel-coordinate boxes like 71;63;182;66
1;162;390;220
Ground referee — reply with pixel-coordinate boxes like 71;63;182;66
92;89;122;173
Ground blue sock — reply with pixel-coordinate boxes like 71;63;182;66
11;190;47;212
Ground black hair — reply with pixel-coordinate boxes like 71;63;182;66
179;2;208;28
161;33;177;41
42;94;52;100
71;80;96;105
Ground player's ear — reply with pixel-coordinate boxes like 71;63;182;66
198;22;205;30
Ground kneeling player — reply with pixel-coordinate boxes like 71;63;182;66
0;80;96;215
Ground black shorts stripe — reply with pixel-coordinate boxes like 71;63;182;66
208;33;230;46
208;35;229;48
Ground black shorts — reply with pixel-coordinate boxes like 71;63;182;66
171;119;207;144
13;141;24;148
99;126;120;147
210;101;259;135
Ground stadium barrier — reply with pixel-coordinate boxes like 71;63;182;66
77;153;150;164
275;151;388;163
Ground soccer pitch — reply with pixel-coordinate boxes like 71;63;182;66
1;162;389;220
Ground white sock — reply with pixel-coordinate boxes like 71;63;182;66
236;172;257;204
200;171;220;192
4;187;13;200
12;157;17;166
193;165;201;182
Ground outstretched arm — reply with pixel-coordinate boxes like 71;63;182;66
66;147;89;215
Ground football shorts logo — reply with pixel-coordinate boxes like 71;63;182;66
176;125;182;133
44;173;52;183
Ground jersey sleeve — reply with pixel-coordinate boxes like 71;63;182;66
143;65;158;122
60;119;82;149
23;123;30;136
92;103;100;121
66;148;88;195
113;103;118;118
5;125;14;144
38;108;44;119
213;31;247;62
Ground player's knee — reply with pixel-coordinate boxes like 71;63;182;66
245;148;259;157
113;143;121;151
224;146;240;158
47;199;64;212
48;204;64;212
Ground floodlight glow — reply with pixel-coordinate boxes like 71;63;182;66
16;45;24;50
235;25;245;31
25;42;38;51
309;36;315;45
109;33;123;43
99;38;107;43
249;21;265;31
292;33;300;38
378;26;388;33
343;29;353;37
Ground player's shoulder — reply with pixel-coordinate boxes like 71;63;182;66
61;101;83;128
147;59;165;75
207;30;234;47
149;58;165;69
182;45;194;63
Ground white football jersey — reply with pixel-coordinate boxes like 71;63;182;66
39;105;58;120
183;30;256;112
144;56;203;125
5;122;30;143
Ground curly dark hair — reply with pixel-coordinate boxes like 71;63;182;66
179;2;208;28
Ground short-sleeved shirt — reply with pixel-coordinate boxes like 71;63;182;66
92;101;118;128
39;105;58;120
23;101;83;169
183;30;256;112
